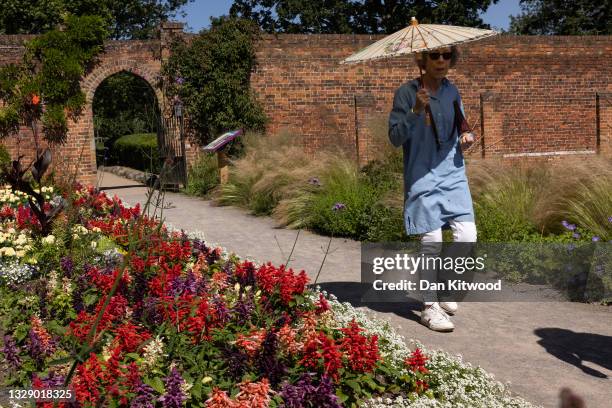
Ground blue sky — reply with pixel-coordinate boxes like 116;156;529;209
178;0;523;33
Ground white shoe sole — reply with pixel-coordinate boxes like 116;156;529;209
420;318;454;332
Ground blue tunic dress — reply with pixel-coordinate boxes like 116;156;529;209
388;78;475;235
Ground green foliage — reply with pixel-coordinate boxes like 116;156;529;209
162;17;267;147
307;168;378;238
0;14;108;144
0;0;192;39
509;0;610;35
93;71;159;147
230;0;499;34
474;200;539;243
41;105;68;142
0;144;10;167
185;153;219;197
112;133;160;172
0;104;20;137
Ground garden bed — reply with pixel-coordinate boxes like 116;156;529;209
0;184;537;407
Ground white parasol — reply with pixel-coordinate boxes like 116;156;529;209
341;17;497;65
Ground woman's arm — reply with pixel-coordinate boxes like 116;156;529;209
388;85;421;147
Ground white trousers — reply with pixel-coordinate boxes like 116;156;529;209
420;220;477;306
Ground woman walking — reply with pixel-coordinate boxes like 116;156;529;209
388;45;476;332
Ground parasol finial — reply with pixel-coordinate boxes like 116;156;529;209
410;17;419;26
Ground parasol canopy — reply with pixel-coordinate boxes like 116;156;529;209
341;17;497;64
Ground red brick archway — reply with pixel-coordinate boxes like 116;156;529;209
0;23;185;185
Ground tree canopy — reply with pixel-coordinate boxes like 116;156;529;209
229;0;499;34
0;0;192;39
509;0;611;35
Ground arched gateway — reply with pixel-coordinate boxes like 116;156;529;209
0;22;185;186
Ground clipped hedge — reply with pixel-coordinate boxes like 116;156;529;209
111;133;160;172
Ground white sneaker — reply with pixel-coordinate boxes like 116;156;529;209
440;301;458;315
421;303;454;332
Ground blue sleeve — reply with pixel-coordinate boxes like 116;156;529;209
388;85;421;147
457;91;466;118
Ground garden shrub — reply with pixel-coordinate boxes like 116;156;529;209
0;143;10;170
111;132;159;172
161;16;267;150
308;176;378;238
185;153;219;197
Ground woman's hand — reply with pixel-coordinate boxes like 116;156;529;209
413;88;429;114
460;132;475;151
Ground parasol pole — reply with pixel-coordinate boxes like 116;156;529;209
412;18;440;147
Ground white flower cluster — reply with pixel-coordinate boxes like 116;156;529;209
163;223;243;265
0;227;34;259
323;294;538;408
0;260;36;285
71;224;90;240
142;335;167;370
0;187;29;204
0;185;54;205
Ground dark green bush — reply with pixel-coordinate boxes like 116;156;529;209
0;143;10;172
161;17;267;147
474;201;540;243
112;133;159;172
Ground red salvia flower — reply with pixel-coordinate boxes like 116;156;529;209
254;262;309;305
112;322;151;353
68;295;128;343
72;353;103;404
315;293;331;314
405;347;429;374
301;332;343;382
339;319;380;373
0;205;14;218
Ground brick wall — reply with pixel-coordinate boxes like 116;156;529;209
251;34;612;164
1;29;610;185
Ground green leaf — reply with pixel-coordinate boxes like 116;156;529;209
84;293;98;306
47;319;67;336
336;389;349;403
13;324;28;342
145;376;165;394
346;379;361;393
191;381;202;400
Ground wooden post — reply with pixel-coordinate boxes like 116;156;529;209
217;151;229;184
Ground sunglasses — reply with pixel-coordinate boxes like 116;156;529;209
428;52;452;61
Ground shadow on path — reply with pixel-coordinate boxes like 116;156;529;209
99;185;146;190
313;281;423;324
534;328;612;379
